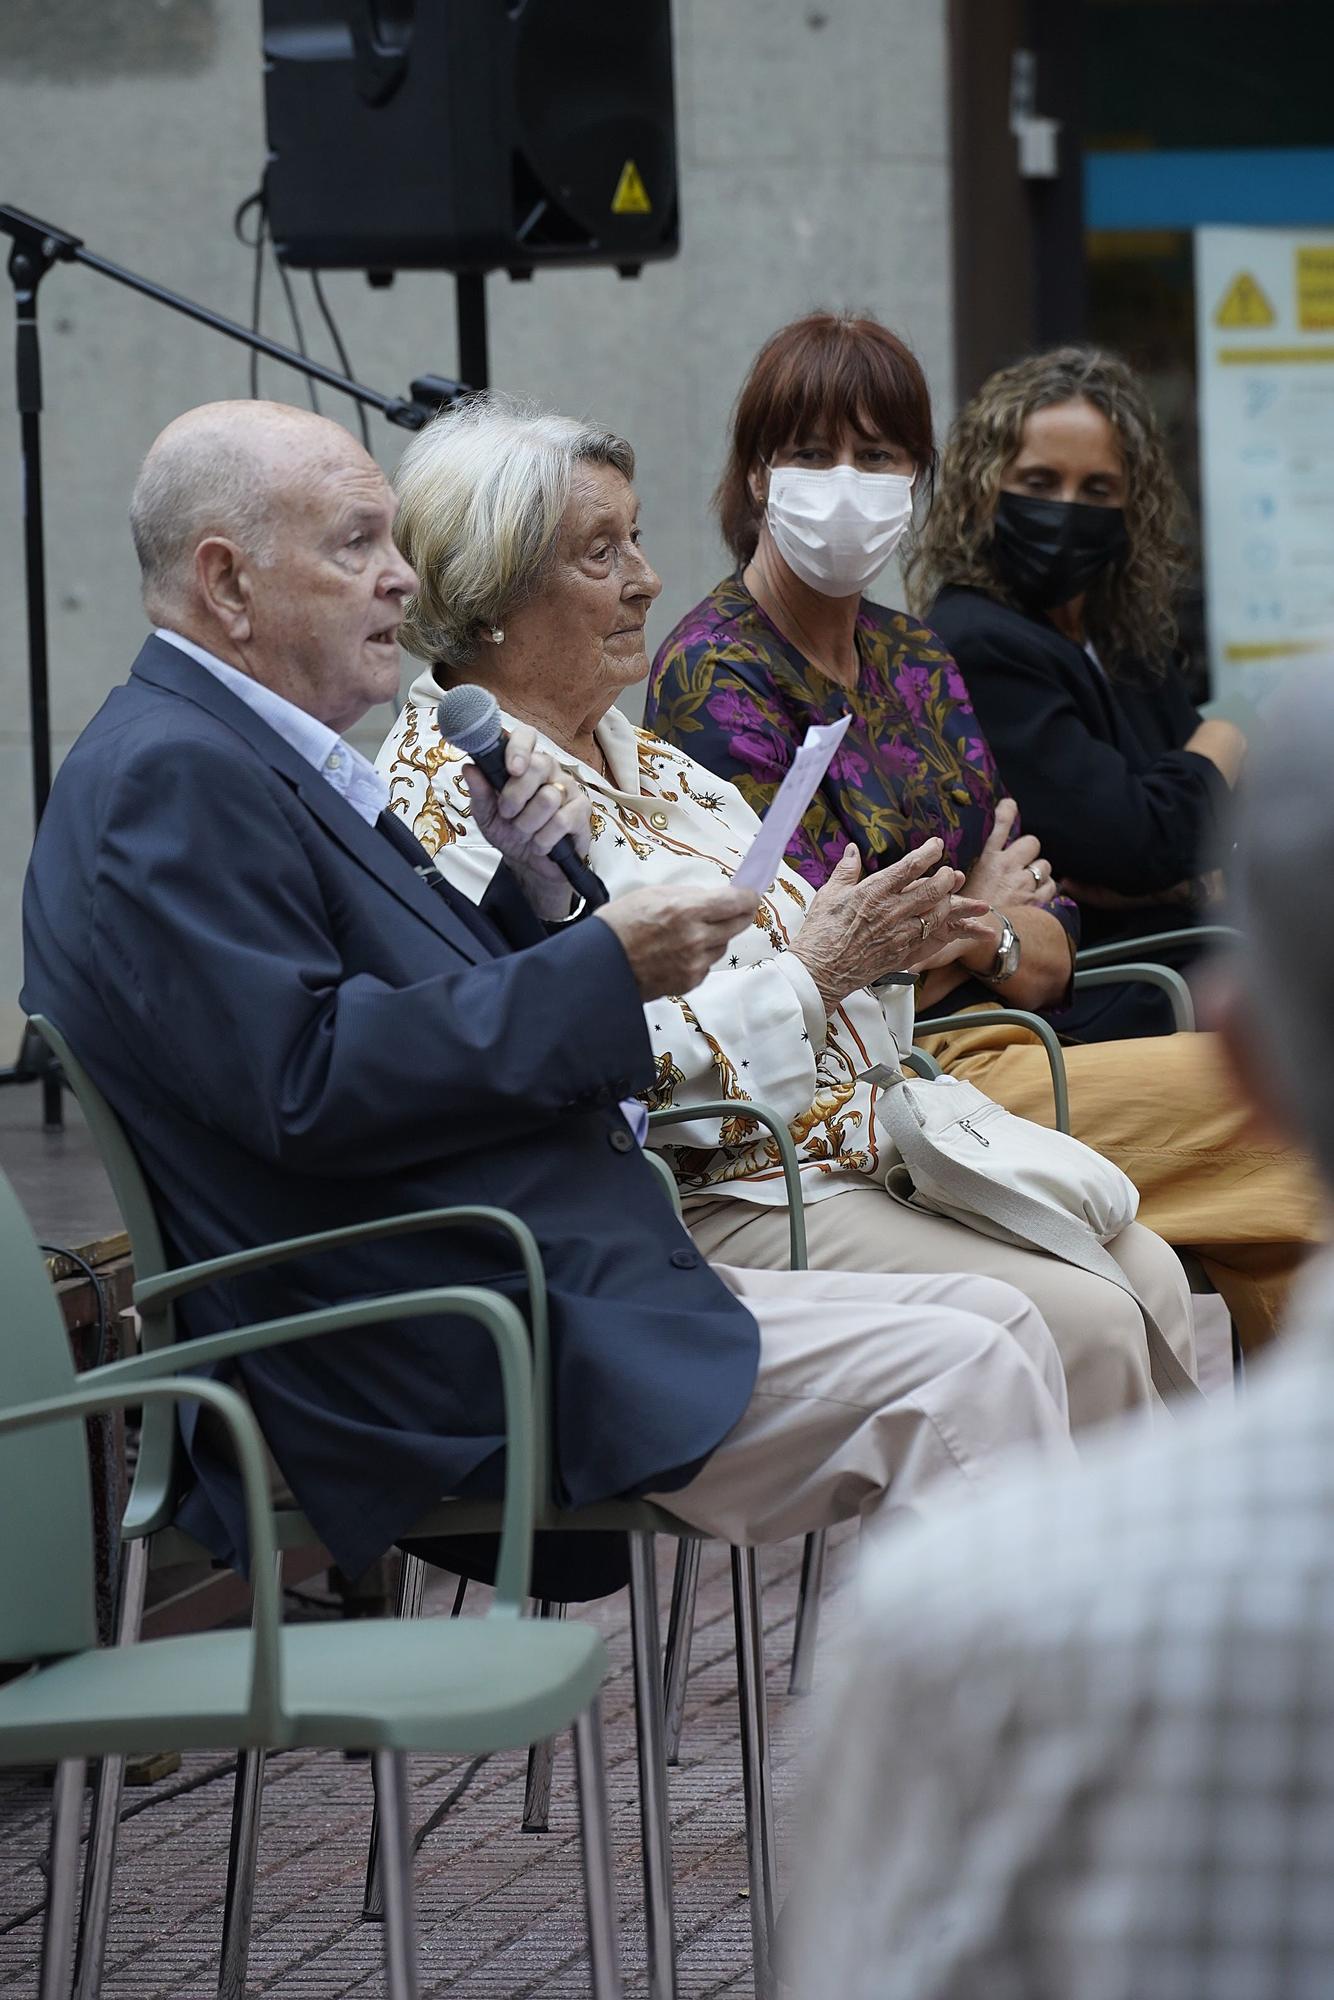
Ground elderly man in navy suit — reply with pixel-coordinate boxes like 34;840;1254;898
21;400;1072;1585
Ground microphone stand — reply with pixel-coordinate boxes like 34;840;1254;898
0;202;468;1126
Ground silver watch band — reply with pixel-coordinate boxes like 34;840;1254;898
979;909;1020;984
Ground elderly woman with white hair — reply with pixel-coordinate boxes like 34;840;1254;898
376;394;1199;1432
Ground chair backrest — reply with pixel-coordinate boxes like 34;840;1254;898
29;1016;173;1292
0;1166;99;1659
29;1015;182;1535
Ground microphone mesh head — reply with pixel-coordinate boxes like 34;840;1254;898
435;683;501;756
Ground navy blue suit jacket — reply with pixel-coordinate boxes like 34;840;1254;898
22;638;760;1575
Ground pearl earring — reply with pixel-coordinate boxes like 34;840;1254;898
489;626;505;644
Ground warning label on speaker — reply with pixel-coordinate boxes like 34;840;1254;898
611;160;652;215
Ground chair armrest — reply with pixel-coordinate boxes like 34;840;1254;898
79;1285;539;1612
1076;925;1242;969
0;1376;284;1732
902;1048;942;1079
648;1097;807;1269
132;1205;551;1513
135;1205;543;1328
1072;962;1195;1032
919;1008;1071;1134
640;1147;685;1219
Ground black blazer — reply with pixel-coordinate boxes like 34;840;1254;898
928;588;1234;1040
21;638;760;1577
928;586;1229;905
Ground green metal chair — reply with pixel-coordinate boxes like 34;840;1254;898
1074;923;1246;1035
1076;923;1243;972
918;927;1246;1127
0;1164;621;2000
31;1017;781;2000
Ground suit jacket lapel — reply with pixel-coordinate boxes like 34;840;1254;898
130;637;504;963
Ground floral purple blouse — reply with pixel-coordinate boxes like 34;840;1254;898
644;573;1079;1008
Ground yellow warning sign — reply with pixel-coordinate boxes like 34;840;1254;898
1213;270;1276;330
610;159;652;216
1297;246;1334;330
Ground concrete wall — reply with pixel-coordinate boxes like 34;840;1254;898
0;0;952;1037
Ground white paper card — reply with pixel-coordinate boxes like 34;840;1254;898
731;714;852;893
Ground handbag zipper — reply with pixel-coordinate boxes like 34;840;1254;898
957;1117;991;1147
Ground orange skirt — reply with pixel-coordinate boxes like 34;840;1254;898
915;1012;1328;1351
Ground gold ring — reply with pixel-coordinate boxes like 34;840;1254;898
917;914;931;942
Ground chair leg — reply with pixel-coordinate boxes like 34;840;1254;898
731;1547;778;2000
572;1697;624;2000
371;1751;421;2000
522;1600;566;1831
787;1529;827;1696
628;1531;678;2000
217;1551;282;2000
71;1535;149;2000
662;1541;700;1767
363;1552;431;1921
216;1748;266;2000
39;1758;87;2000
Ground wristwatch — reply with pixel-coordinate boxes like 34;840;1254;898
979;909;1021;984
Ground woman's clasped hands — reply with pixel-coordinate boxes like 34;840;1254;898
790;836;992;1011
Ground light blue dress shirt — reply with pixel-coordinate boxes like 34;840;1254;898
155;628;390;826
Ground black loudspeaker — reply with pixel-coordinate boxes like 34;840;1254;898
262;1;679;277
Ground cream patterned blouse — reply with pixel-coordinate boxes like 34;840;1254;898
376;668;908;1209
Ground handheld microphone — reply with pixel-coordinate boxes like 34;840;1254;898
436;683;609;910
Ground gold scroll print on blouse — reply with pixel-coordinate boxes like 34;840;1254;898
662;1000;878;1191
384;714;610;853
384;706;473;854
637;735;728;818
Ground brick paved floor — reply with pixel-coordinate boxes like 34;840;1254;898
0;1531;857;1998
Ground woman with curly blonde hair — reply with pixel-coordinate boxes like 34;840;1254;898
913;347;1246;1043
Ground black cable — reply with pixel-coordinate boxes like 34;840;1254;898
232;189;265;400
311;270;371;450
274;242;320;414
40;1242;108;1371
236;186;317;412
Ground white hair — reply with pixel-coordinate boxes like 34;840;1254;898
392;392;635;668
129;424;280;621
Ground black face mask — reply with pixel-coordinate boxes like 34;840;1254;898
991;492;1129;611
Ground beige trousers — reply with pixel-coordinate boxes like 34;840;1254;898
683;1184;1196;1435
646;1261;1076;1544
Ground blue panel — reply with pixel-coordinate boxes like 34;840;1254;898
1085;149;1334;230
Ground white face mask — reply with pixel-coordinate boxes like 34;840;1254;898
764;464;915;597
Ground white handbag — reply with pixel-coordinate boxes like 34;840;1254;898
867;1064;1200;1402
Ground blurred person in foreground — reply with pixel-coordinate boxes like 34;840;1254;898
379;394;1197;1431
915;345;1245;1044
644;309;1322;1353
790;679;1334;2000
20;399;1074;1595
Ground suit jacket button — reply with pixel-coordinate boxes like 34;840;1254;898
608;1127;634;1153
670;1247;698;1269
